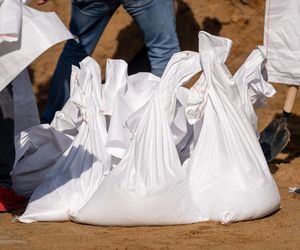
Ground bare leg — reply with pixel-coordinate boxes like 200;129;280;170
283;85;298;113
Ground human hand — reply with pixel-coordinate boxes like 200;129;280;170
37;0;49;5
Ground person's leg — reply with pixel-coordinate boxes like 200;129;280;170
0;84;28;212
282;85;298;118
42;0;119;123
259;85;299;162
123;0;180;77
0;84;14;187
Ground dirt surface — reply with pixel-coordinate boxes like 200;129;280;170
1;0;300;249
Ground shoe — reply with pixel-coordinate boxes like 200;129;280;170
0;187;27;212
259;115;290;162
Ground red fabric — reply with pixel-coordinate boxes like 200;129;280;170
0;187;27;212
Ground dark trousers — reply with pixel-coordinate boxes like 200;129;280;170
0;84;15;187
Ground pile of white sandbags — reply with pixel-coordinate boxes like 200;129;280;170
12;31;281;226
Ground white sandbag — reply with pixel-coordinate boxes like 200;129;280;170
179;46;275;164
0;4;73;91
187;32;280;224
70;51;203;226
106;66;160;159
0;0;22;43
18;57;111;223
234;46;276;135
11;124;73;197
12;69;40;136
264;0;300;85
11;69;82;198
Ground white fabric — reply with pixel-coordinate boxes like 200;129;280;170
106;67;160;159
17;57;111;222
101;59;128;115
172;89;195;163
70;51;203;226
0;4;73;91
0;0;22;43
12;69;40;136
234;46;276;136
174;80;207;165
11;72;82;197
13;31;280;226
11;124;73;197
187;32;280;224
264;0;300;85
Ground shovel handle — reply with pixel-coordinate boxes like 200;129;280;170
283;85;298;113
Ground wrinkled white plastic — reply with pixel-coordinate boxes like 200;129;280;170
101;59;128;116
264;0;300;85
16;58;111;222
0;0;22;43
70;51;203;226
234;46;276;135
105;64;160;159
14;31;280;226
0;1;70;140
187;32;280;224
11;124;73;197
0;4;73;91
11;68;85;198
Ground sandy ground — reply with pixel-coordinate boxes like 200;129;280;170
1;0;300;249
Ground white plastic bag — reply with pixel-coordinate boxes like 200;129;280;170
264;0;300;85
105;65;160;159
18;57;111;222
70;51;203;226
100;59;128;116
0;4;73;91
0;0;22;43
234;46;276;135
11;124;73;197
11;68;84;198
171;87;195;164
178;45;275;165
187;32;280;224
175;73;208;165
12;63;87;198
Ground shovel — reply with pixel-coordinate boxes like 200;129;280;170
259;85;298;162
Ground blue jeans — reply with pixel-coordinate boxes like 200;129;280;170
0;84;14;187
42;0;180;123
